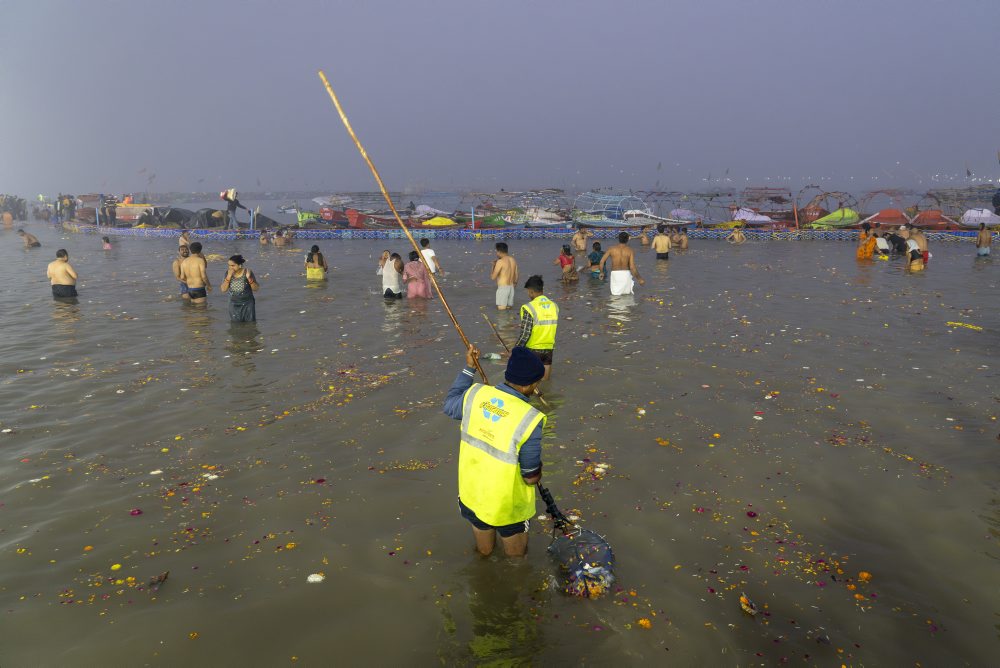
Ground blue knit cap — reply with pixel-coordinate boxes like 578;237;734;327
505;346;545;386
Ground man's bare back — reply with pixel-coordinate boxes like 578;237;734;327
602;245;636;271
599;243;644;284
180;255;210;289
47;259;77;285
492;255;518;286
651;233;671;253
976;227;992;248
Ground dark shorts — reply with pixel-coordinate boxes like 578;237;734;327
528;348;553;365
383;289;402;299
656;252;669;260
51;284;77;298
459;499;528;537
179;281;190;296
28;241;41;248
188;287;207;299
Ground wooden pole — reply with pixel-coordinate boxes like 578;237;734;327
317;70;487;382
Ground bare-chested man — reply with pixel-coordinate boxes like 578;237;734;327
651;225;671;260
599;232;644;296
18;229;41;248
639;226;652;246
178;230;191;248
172;245;192;300
47;249;78;298
179;241;211;304
677;228;689;250
490;242;519;310
975;222;992;256
911;225;928;264
571;228;593;253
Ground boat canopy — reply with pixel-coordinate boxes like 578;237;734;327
958;208;1000;228
572;192;649;221
811;207;859;227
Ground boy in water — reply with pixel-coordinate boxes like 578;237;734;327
588;242;604;278
47;249;78;298
490;242;519;310
420;238;443;275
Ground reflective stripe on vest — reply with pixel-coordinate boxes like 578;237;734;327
458;383;545;526
521;295;558;350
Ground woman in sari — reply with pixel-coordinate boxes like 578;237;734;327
856;227;877;260
402;250;432;298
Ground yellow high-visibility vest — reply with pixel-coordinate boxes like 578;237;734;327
520;295;558;350
458;383;545;526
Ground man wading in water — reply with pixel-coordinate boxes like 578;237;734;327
47;249;78;299
599;231;644;295
443;345;546;557
180;241;211;304
491;242;519;310
514;275;558;381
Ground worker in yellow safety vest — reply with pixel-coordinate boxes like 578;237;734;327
443;345;547;557
513;274;558;381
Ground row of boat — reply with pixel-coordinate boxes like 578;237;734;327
47;186;1000;231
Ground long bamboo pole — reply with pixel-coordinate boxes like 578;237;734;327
317;70;487;382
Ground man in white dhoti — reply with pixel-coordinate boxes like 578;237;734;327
598;231;645;296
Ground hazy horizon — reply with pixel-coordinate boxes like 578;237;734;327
3;0;998;197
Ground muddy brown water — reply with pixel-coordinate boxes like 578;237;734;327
0;224;997;665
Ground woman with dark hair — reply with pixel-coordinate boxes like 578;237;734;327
402;250;431;299
553;244;578;282
221;254;259;321
305;244;328;280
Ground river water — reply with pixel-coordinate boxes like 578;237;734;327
0;222;996;666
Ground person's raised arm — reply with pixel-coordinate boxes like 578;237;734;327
490;259;501;281
66;264;77;281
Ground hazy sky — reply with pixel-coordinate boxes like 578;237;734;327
2;0;998;196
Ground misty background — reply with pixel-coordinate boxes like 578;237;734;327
2;0;998;196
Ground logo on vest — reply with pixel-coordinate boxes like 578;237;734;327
480;397;508;422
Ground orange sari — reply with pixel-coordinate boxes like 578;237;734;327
856;234;877;260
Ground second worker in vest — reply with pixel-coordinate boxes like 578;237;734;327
514;275;558;381
443;345;547;557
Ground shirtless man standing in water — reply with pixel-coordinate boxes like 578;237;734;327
490;242;519;310
47;249;78;298
172;245;192;300
651;225;671;260
179;241;211;304
571;228;592;253
599;232;644;295
975;222;992;256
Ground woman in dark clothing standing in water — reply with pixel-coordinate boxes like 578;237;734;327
221;255;259;322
